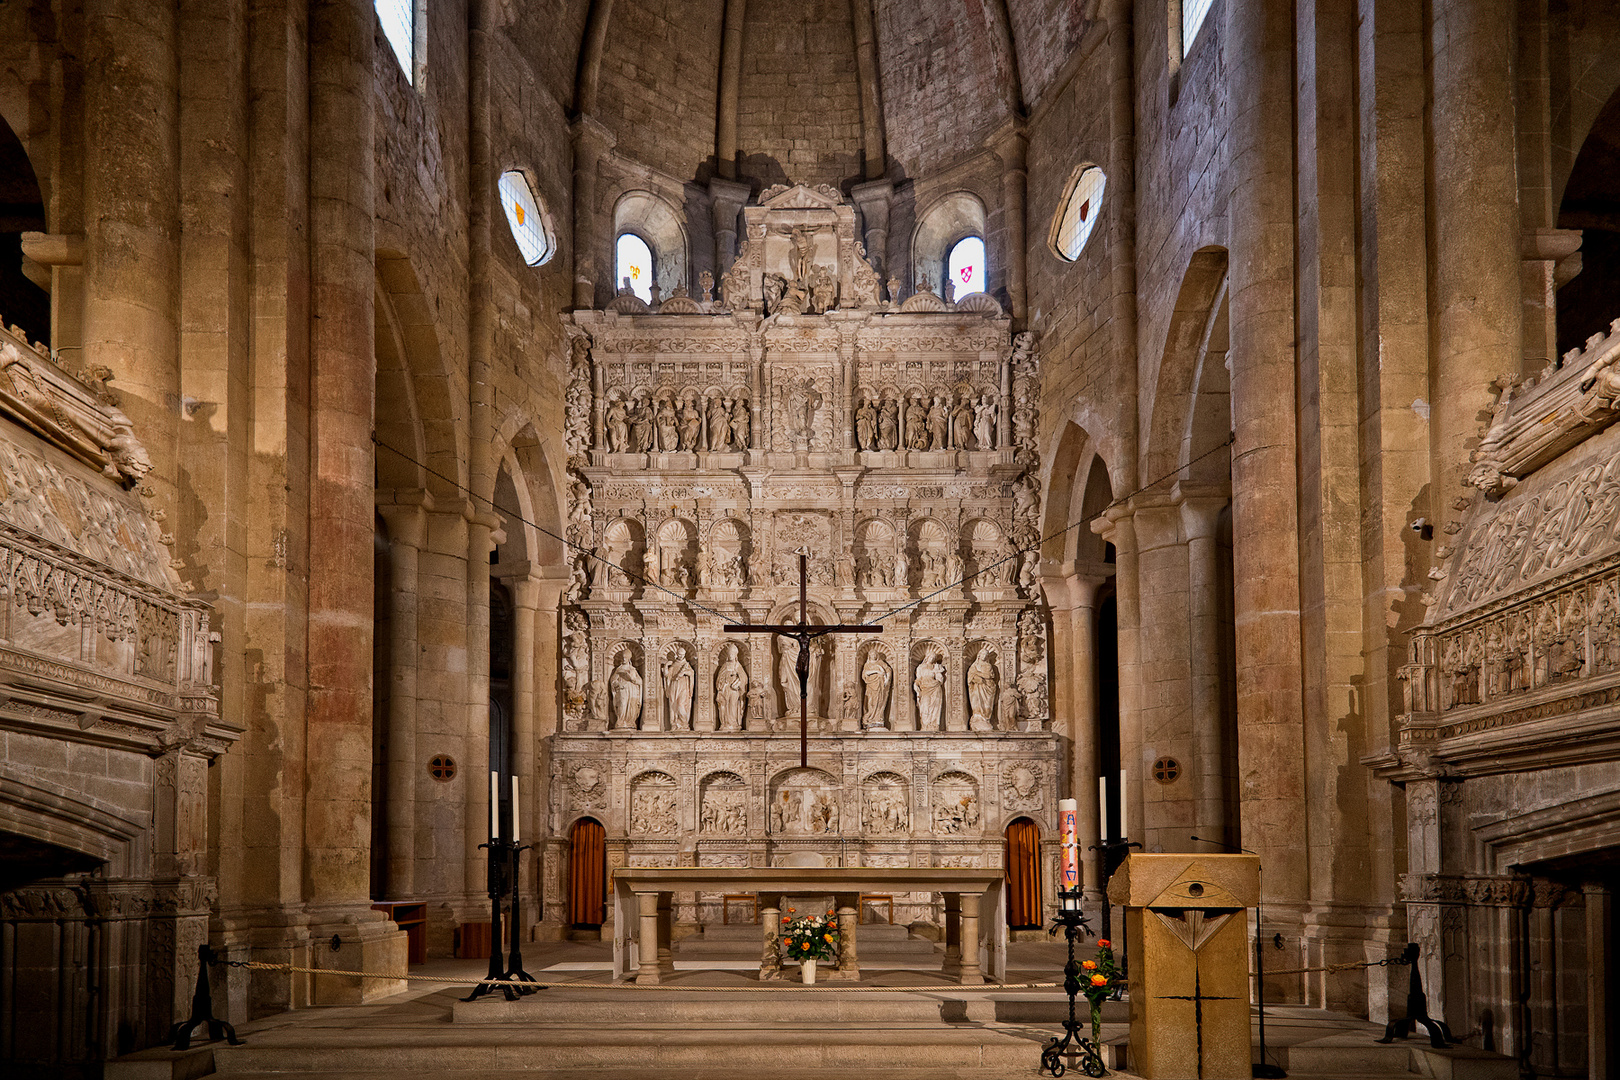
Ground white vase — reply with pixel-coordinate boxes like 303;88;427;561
801;958;817;985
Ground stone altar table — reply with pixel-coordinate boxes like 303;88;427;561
611;867;1006;984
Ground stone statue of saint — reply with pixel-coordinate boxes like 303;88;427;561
609;651;643;729
893;549;908;589
861;651;892;729
913;646;946;731
663;644;695;730
967;648;999;731
973;394;996;450
905;400;928;449
777;638;798;719
707;397;730;450
655;399;679;451
951;396;974;449
678;399;702;451
630;399;655;452
606;399;630;453
879;398;899;449
714;642;748;731
927;396;949;450
730;397;751;449
855;399;878;450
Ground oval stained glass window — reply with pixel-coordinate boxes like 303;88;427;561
498;170;554;267
1049;166;1107;262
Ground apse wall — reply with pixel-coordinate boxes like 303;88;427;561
735;0;864;187
595;0;723;181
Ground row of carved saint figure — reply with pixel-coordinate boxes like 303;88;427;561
587;641;1019;732
854;392;998;452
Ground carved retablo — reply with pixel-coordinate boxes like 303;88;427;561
546;185;1060;925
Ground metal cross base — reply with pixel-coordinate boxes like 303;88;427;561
1040;893;1106;1078
1376;944;1452;1049
463;838;539;1002
168;944;244;1051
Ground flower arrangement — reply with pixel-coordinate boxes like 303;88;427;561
779;908;841;963
1079;938;1120;1044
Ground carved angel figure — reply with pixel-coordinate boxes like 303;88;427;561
719;259;750;312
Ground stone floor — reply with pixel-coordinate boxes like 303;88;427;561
111;936;1516;1080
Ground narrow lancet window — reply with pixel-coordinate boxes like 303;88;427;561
376;0;416;84
616;233;655;303
1182;0;1216;56
948;237;986;297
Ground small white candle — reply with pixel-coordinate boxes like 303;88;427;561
1098;777;1108;843
489;770;499;840
511;774;520;843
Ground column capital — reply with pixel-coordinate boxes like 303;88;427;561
376;489;434;547
1172;480;1229;539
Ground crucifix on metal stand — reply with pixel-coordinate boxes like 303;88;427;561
725;550;882;766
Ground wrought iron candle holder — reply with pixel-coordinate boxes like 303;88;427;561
1040;888;1107;1078
462;836;538;1002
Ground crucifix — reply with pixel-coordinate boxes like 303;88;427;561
725;550;882;766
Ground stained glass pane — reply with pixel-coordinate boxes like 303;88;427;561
498;170;554;266
376;0;414;84
1050;166;1107;263
948;237;985;297
616;233;654;303
1183;0;1217;56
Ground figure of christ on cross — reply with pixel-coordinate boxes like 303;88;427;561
725;550;882;766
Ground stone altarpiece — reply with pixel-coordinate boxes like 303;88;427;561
544;185;1061;931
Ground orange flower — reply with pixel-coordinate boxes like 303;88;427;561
1082;960;1097;970
789;908;797;913
801;942;811;950
1090;974;1108;986
1097;939;1111;949
823;934;833;942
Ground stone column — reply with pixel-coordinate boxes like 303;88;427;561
82;0;180;506
1587;882;1612;1080
1225;0;1307;903
1175;483;1231;847
637;892;662;982
1058;570;1107;884
303;0;375;909
761;902;782;978
836;894;860;979
1128;494;1187;852
709;179;751;276
465;510;501;899
377;491;434;899
715;0;746;181
570;117;615;309
1430;0;1523;504
503;572;540;922
851;181;893;276
990;123;1028;322
1093;507;1140;845
839;336;857;450
958;892;983;984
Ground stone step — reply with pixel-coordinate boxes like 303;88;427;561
207;1025;1050;1074
452;992;956;1023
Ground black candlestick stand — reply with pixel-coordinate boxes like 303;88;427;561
463;838;538;1001
1040;890;1107;1078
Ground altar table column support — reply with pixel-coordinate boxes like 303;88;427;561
656;892;675;977
836;893;860;980
636;892;662;983
761;903;781;979
943;893;961;973
958;891;984;984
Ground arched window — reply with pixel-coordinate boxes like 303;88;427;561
498;171;555;266
1182;0;1216;56
1049;165;1107;262
616;233;655;303
947;236;986;297
375;0;417;84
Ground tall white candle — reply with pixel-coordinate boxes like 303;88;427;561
1098;778;1108;843
489;770;499;840
1118;769;1127;840
1058;798;1079;908
511;775;520;843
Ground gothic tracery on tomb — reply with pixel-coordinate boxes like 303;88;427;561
548;185;1060;923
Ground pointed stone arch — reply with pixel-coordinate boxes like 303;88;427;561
375;253;467;500
1144;247;1230;487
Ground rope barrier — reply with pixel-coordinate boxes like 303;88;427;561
234;960;1059;992
1248;954;1415;978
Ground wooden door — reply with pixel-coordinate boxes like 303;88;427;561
1004;817;1042;929
568;817;606;927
